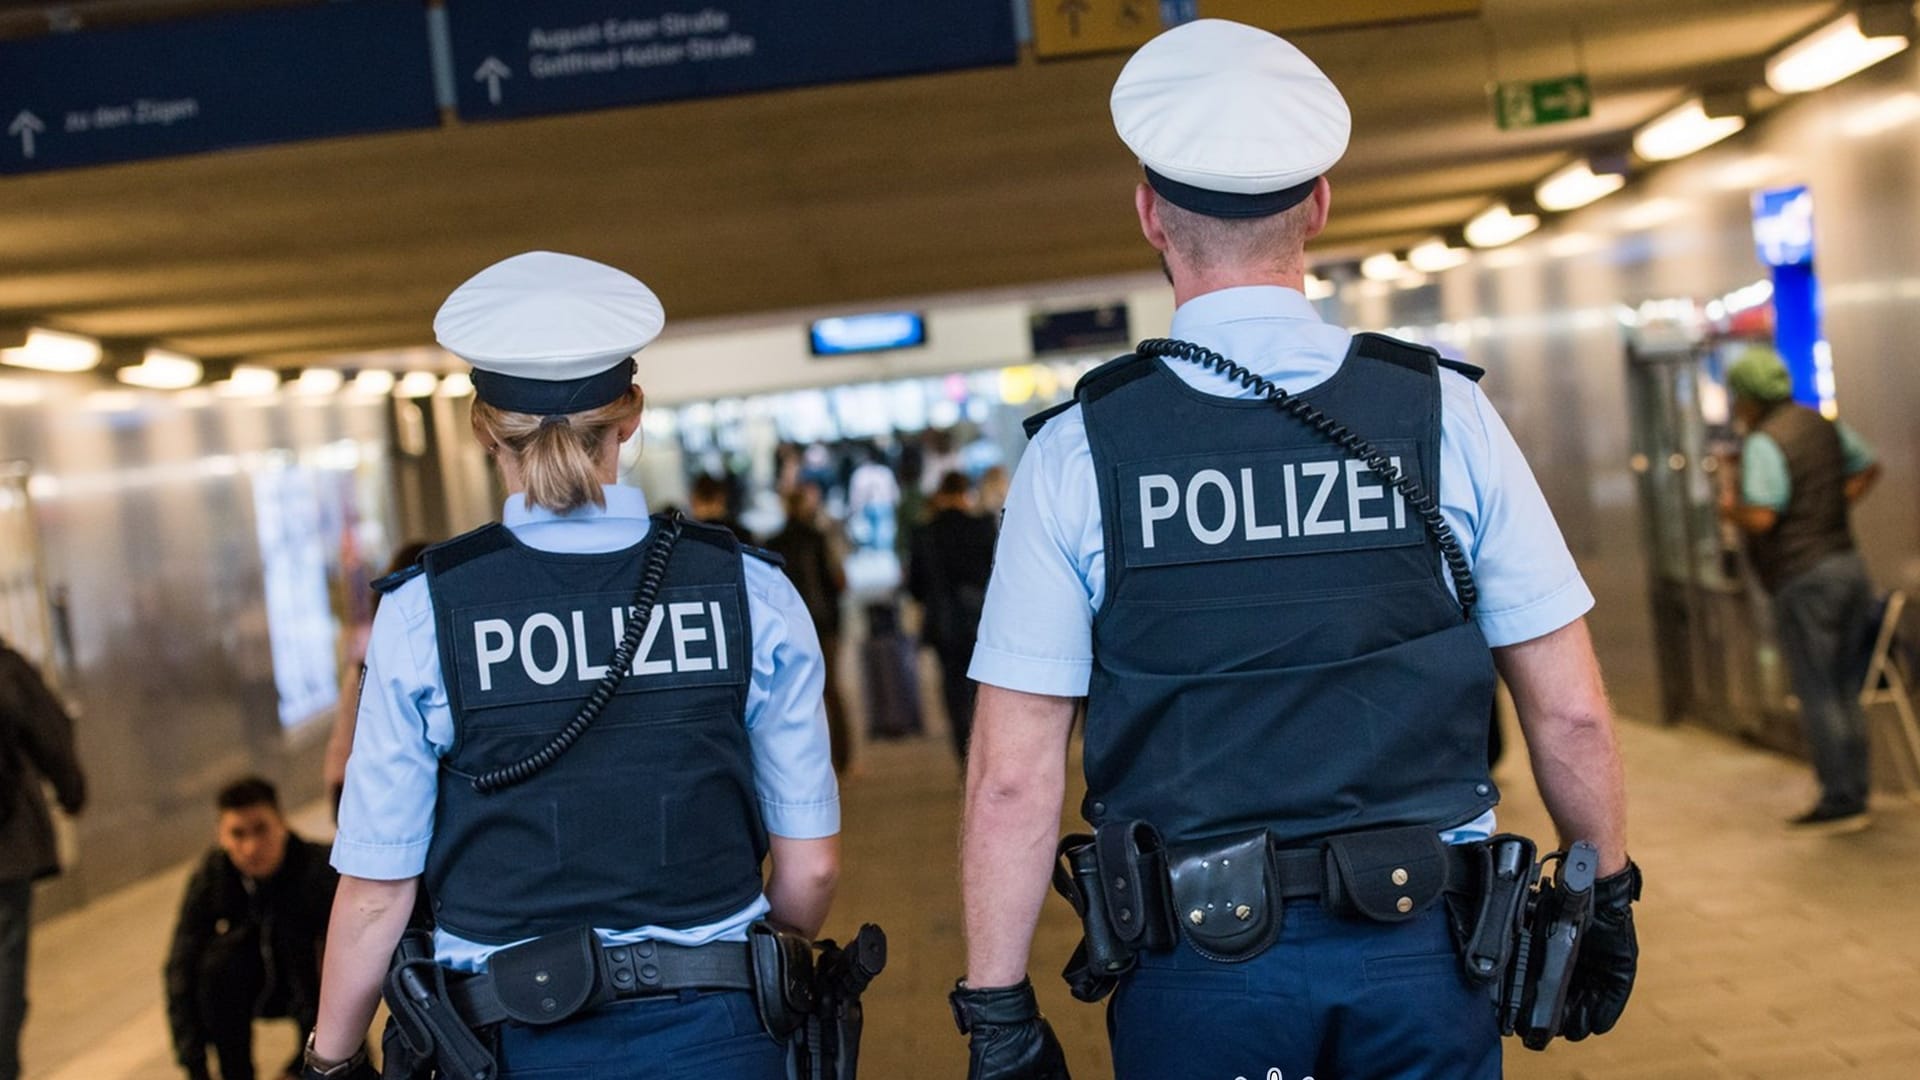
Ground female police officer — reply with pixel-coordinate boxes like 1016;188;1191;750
300;252;840;1079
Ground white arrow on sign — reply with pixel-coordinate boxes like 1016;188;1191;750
8;109;44;159
474;57;511;106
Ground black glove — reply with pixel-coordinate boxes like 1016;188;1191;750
1561;860;1641;1040
951;978;1072;1080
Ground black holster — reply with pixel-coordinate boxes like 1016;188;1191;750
1052;822;1175;1002
380;931;497;1080
1500;841;1600;1050
794;924;888;1080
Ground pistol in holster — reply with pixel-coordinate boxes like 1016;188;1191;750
787;924;888;1080
1494;839;1600;1051
379;930;497;1080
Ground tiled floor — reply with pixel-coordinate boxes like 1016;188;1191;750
19;708;1920;1079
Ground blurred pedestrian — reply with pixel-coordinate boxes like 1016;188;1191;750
977;465;1011;519
765;482;854;774
167;777;337;1080
323;541;430;818
1719;345;1882;832
689;472;746;537
908;471;996;762
0;637;86;1080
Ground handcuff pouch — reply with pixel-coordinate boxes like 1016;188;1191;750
747;921;816;1039
485;926;605;1026
1323;825;1450;923
1165;829;1281;962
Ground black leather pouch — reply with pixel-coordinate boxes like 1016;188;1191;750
1323;825;1450;923
747;921;816;1039
1093;820;1174;950
486;926;606;1025
1165;830;1282;962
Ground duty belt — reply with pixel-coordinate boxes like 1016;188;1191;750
448;938;754;1028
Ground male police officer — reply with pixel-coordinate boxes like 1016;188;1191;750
950;21;1639;1079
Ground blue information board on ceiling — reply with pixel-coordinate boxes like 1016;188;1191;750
443;0;1019;122
0;1;439;177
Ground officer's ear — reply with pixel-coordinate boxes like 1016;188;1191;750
1135;182;1172;253
1302;178;1332;242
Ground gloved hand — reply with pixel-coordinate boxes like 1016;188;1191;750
1562;860;1641;1040
951;978;1072;1080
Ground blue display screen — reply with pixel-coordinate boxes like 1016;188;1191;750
810;312;926;356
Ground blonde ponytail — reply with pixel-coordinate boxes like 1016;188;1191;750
471;388;644;513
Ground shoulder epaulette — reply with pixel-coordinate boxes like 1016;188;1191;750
1438;357;1486;382
370;563;424;594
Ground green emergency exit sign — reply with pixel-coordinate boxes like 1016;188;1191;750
1494;74;1592;130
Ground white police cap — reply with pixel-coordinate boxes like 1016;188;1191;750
1111;19;1350;218
434;251;665;415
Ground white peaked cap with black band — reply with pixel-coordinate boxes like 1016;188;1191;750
1111;19;1351;219
434;251;665;415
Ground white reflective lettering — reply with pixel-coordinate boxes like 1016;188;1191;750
1346;459;1389;533
1299;461;1345;536
1390;455;1407;530
1282;462;1301;535
519;613;569;685
1241;467;1285;540
709;602;729;670
571;610;608;680
634;606;671;675
669;602;712;672
1185;469;1236;545
474;619;513;692
1139;474;1179;549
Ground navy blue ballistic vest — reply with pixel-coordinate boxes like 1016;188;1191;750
1065;336;1499;848
415;518;767;944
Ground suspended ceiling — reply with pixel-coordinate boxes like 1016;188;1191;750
0;0;1841;366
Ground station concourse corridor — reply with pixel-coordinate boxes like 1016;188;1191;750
17;685;1920;1080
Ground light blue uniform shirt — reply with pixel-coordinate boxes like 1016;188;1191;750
969;286;1596;843
1740;420;1876;511
334;483;840;971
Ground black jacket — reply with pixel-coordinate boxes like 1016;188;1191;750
0;641;86;884
164;833;338;1065
765;517;845;638
908;508;997;653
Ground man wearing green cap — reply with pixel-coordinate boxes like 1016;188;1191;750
1719;346;1881;832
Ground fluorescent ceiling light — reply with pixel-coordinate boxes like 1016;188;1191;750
116;349;202;390
351;370;396;396
437;372;475;398
215;365;281;397
295;368;344;395
1359;253;1405;282
1619;197;1686;230
1844;90;1920;136
1;328;101;372
1406;239;1470;274
1303;273;1335;300
1535;160;1627;211
395;372;439;399
1465;203;1540;248
1767;11;1909;94
1634;98;1745;161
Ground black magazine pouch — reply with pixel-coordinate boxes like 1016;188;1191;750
1323;825;1450;923
486;926;607;1025
748;922;816;1039
1164;830;1282;962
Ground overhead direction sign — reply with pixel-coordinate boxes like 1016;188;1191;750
0;1;439;176
1493;74;1593;130
1202;0;1481;35
443;0;1018;122
1032;0;1160;59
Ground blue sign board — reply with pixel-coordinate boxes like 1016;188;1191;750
444;0;1018;121
0;2;438;176
810;312;926;356
1752;185;1815;268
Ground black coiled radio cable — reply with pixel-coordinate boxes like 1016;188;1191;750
471;514;685;794
1134;337;1478;619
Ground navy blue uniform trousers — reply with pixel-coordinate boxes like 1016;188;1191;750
1108;905;1500;1080
495;990;784;1079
